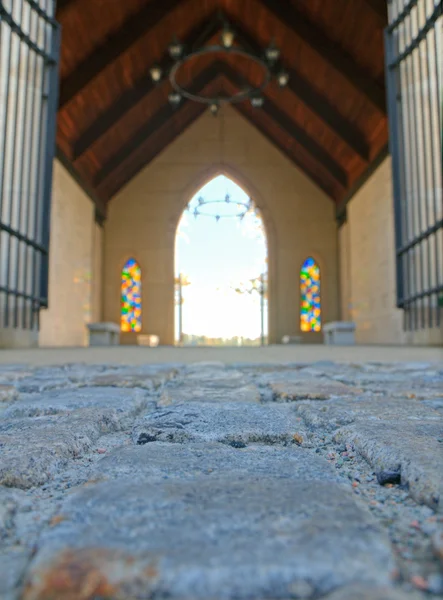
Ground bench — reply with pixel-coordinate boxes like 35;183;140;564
87;322;120;346
281;335;303;344
323;321;356;345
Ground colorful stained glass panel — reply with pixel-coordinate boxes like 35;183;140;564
121;258;142;332
300;257;321;332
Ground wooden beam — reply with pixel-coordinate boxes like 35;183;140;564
219;63;348;188
258;0;386;113
93;63;222;188
231;103;335;199
56;0;76;13
74;15;370;164
362;0;388;23
218;63;348;188
72;13;221;160
58;0;183;110
102;102;207;199
231;22;370;162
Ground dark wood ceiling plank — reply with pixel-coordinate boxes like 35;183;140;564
362;0;388;23
58;0;183;110
72;12;221;160
230;22;370;162
257;0;386;113
217;63;348;188
56;0;75;13
93;63;223;188
73;15;370;164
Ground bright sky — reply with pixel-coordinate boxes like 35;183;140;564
175;175;267;340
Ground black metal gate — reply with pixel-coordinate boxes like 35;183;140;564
385;0;442;330
0;0;60;335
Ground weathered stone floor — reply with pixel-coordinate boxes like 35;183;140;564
0;359;442;599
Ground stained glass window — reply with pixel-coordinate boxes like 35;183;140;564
121;258;142;332
300;257;321;332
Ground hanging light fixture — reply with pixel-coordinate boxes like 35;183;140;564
221;21;235;48
265;38;280;63
168;36;183;60
250;94;264;108
152;14;288;116
168;91;182;107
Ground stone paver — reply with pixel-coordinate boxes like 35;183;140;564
93;441;337;481
22;477;395;600
133;401;307;445
0;359;442;599
159;368;261;404
335;421;443;512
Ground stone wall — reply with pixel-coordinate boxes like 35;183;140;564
39;160;99;347
104;107;339;345
342;157;405;344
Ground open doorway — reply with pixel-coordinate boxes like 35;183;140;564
175;175;268;346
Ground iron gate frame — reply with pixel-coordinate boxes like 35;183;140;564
385;0;443;330
0;0;60;333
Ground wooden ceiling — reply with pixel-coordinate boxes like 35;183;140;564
56;0;389;214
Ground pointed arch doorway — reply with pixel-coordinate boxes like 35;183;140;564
175;175;268;346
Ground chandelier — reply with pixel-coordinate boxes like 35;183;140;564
149;15;289;115
186;193;259;222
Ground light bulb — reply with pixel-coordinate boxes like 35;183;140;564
168;37;183;60
149;65;162;83
209;102;220;116
168;91;182;107
265;39;280;63
221;24;235;48
251;95;264;108
277;70;289;88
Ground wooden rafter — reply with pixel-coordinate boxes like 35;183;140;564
217;63;348;188
72;14;370;164
71;12;221;161
56;0;75;12
95;59;347;198
101;102;207;199
229;102;336;199
58;0;184;109
258;0;386;113
93;63;222;188
230;21;370;162
362;0;388;23
103;70;337;201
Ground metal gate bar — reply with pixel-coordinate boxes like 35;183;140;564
0;0;60;333
385;0;443;330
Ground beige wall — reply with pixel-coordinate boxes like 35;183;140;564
342;156;442;346
92;223;104;322
338;221;351;322
344;157;405;344
104;107;339;345
39;160;100;347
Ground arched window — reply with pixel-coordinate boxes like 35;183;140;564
121;258;142;332
300;257;321;332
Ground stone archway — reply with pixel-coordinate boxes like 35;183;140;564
168;164;278;346
172;169;275;345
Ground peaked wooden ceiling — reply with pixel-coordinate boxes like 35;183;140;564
56;0;389;214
